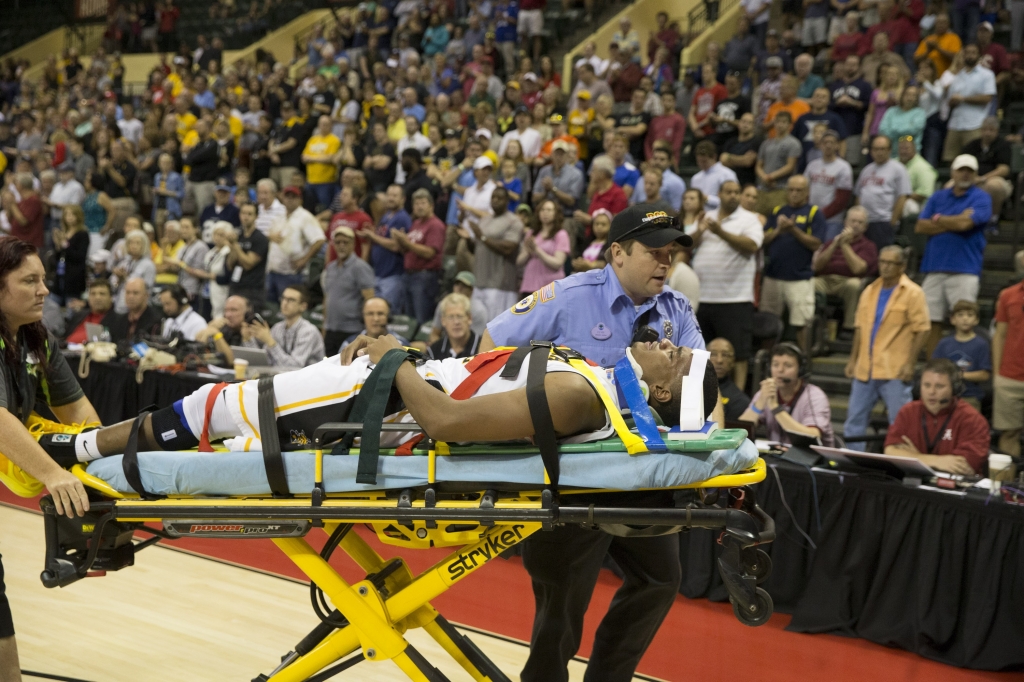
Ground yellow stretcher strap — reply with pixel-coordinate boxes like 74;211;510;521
567;359;648;455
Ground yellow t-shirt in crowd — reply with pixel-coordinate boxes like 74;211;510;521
387;118;408;144
176;112;197;141
155;239;185;286
303;134;342;184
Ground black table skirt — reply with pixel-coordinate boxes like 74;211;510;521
73;361;222;424
679;460;1024;671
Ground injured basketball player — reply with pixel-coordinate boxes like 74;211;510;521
39;335;719;467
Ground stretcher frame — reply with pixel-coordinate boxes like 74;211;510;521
39;423;776;682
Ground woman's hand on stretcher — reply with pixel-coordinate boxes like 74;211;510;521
340;334;403;365
42;468;90;518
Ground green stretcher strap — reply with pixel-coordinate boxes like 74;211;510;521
351;349;418;485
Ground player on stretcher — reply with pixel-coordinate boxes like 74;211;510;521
37;335;719;469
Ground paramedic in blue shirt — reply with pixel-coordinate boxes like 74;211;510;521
480;205;708;682
914;154;991;356
481;204;704;367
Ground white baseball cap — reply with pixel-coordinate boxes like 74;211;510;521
951;154;979;172
472;156;494;170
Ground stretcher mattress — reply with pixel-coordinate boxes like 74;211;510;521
84;440;760;496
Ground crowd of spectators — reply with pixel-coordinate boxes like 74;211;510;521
0;0;1022;463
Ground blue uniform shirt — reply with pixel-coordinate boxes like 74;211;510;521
918;186;990;276
486;264;705;367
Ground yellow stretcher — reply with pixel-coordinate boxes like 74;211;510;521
38;416;774;682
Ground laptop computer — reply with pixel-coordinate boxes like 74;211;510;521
84;322;107;342
811;445;939;480
230;346;272;366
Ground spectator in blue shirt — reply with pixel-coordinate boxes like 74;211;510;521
761;174;827;352
932;299;992;401
357;184;411;315
607;133;641;199
914;153;991;355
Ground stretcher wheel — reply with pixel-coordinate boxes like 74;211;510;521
732;587;773;627
742;548;772;585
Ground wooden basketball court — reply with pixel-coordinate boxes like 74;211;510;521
1;503;653;681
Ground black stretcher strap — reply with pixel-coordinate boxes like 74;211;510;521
524;345;560;490
500;345;533;380
257;375;290;497
121;410;164;500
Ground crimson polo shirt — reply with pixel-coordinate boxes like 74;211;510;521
995;281;1024;381
884;399;990;474
816;235;879;278
588;183;628;217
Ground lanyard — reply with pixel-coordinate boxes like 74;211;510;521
921;407;955;453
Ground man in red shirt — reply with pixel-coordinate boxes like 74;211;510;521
2;174;44;248
688;62;727;141
573;157;628;238
811;206;878;337
64;280;122;345
327;185;372;263
645;91;687;164
977;22;1010;86
395;188;446;323
993;280;1024;455
884;359;989;474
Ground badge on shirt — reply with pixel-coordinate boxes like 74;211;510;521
512;293;537;315
591;323;612;340
663;320;673;339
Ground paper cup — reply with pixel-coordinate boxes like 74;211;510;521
233;358;250;380
989;453;1015;482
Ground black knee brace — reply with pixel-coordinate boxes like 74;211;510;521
150;406;201;451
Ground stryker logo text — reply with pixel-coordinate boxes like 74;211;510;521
446;525;527;579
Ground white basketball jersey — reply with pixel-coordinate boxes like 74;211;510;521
221;353;617;451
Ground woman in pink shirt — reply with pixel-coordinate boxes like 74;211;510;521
518;199;571;294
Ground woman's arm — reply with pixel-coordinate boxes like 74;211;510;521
98;192;115;234
533;241;568;270
0;409;89;516
51;395;101;425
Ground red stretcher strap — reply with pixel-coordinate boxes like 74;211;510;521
197;382;230;452
394;350;516;455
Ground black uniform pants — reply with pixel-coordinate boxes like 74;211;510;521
0;554;13;638
520;526;682;682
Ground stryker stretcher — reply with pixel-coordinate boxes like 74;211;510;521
31;347;776;682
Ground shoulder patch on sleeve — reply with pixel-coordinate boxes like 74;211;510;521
512;293;538;314
539;283;556;302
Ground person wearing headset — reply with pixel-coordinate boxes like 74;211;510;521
740;342;836;445
883;358;989;475
159;285;207;341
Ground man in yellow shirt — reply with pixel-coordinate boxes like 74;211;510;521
302;115;342;209
175;97;197;142
154;220;186;286
914;13;961;76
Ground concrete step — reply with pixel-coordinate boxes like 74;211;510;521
812;374;852;396
811;355;850;378
827;395;888;424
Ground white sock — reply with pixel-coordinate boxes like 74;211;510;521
74;431;101;462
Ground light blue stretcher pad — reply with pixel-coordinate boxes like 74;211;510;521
85;440;760;496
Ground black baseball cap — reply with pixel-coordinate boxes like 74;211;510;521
609;205;692;248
